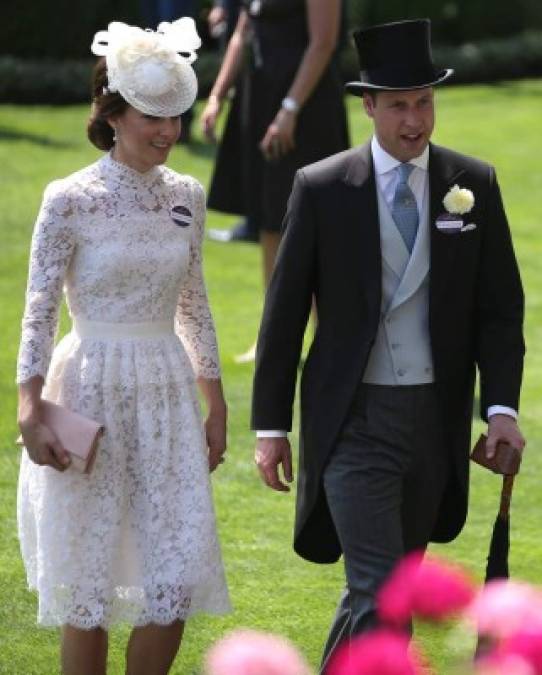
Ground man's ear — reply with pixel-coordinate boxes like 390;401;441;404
362;94;374;119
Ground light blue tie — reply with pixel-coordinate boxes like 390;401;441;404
391;163;419;254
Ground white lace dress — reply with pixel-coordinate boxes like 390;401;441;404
16;153;231;629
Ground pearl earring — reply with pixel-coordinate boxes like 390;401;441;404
112;127;118;142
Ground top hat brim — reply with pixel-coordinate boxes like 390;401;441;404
345;68;454;96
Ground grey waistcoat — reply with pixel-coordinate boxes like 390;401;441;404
362;182;435;385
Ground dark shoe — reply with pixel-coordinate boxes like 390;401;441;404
207;220;259;243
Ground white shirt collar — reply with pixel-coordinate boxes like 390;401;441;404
371;135;429;176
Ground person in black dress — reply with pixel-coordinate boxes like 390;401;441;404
201;0;349;360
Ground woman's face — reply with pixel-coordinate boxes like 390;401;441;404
109;105;181;172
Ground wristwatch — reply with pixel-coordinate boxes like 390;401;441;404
281;96;300;114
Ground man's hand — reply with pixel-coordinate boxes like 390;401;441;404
255;437;293;492
486;414;526;459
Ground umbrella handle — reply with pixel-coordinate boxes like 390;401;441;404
499;474;515;519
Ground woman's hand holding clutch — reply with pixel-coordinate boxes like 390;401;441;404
18;416;71;472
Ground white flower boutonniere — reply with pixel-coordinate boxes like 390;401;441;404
443;184;475;215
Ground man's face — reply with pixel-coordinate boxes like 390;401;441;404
363;88;435;162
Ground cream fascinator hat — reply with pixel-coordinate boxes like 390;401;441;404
91;17;201;116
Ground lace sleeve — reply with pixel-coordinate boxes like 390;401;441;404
16;182;76;383
174;180;221;379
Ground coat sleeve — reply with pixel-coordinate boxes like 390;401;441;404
251;170;317;431
475;167;525;419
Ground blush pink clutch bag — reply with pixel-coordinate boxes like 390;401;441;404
17;400;104;474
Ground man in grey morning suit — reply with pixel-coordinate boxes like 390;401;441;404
250;19;526;671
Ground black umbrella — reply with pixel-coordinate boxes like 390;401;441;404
471;436;522;579
484;473;515;582
471;436;522;657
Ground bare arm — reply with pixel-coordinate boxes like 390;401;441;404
18;375;44;420
261;0;341;160
287;0;341;109
201;10;249;141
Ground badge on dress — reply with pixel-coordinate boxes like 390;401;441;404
171;205;192;227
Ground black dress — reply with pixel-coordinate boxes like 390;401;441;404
207;0;350;232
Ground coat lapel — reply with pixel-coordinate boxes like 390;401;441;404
343;143;381;322
429;144;466;309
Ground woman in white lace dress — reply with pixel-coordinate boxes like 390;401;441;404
16;19;230;675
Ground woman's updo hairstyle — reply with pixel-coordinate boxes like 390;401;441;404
87;57;128;151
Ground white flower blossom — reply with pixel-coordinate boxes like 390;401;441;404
443;184;475;215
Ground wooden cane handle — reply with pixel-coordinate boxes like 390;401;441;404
499;474;515;519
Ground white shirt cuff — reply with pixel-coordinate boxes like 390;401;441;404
256;430;288;438
487;405;518;420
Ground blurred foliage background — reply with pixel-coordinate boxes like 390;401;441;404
1;0;542;103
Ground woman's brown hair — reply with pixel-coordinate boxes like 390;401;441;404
87;58;129;151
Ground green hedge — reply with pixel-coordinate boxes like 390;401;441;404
1;31;541;105
341;30;542;84
347;0;542;43
2;1;215;61
0;51;220;105
4;1;542;61
2;1;141;60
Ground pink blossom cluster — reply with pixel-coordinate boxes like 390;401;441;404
204;553;542;675
204;629;312;675
471;580;542;674
377;550;476;625
327;629;428;675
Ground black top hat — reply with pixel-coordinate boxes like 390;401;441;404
346;19;453;96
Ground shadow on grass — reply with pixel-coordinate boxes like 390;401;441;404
0;126;75;148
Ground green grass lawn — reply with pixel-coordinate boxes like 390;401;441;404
1;80;541;674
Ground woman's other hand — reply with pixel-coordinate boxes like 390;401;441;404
197;378;227;472
260;108;297;162
205;407;227;472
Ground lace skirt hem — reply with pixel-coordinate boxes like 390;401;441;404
29;583;232;630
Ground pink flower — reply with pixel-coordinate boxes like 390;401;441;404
500;631;542;675
327;629;428;675
475;653;535;675
377;551;475;625
468;581;542;640
204;629;312;675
